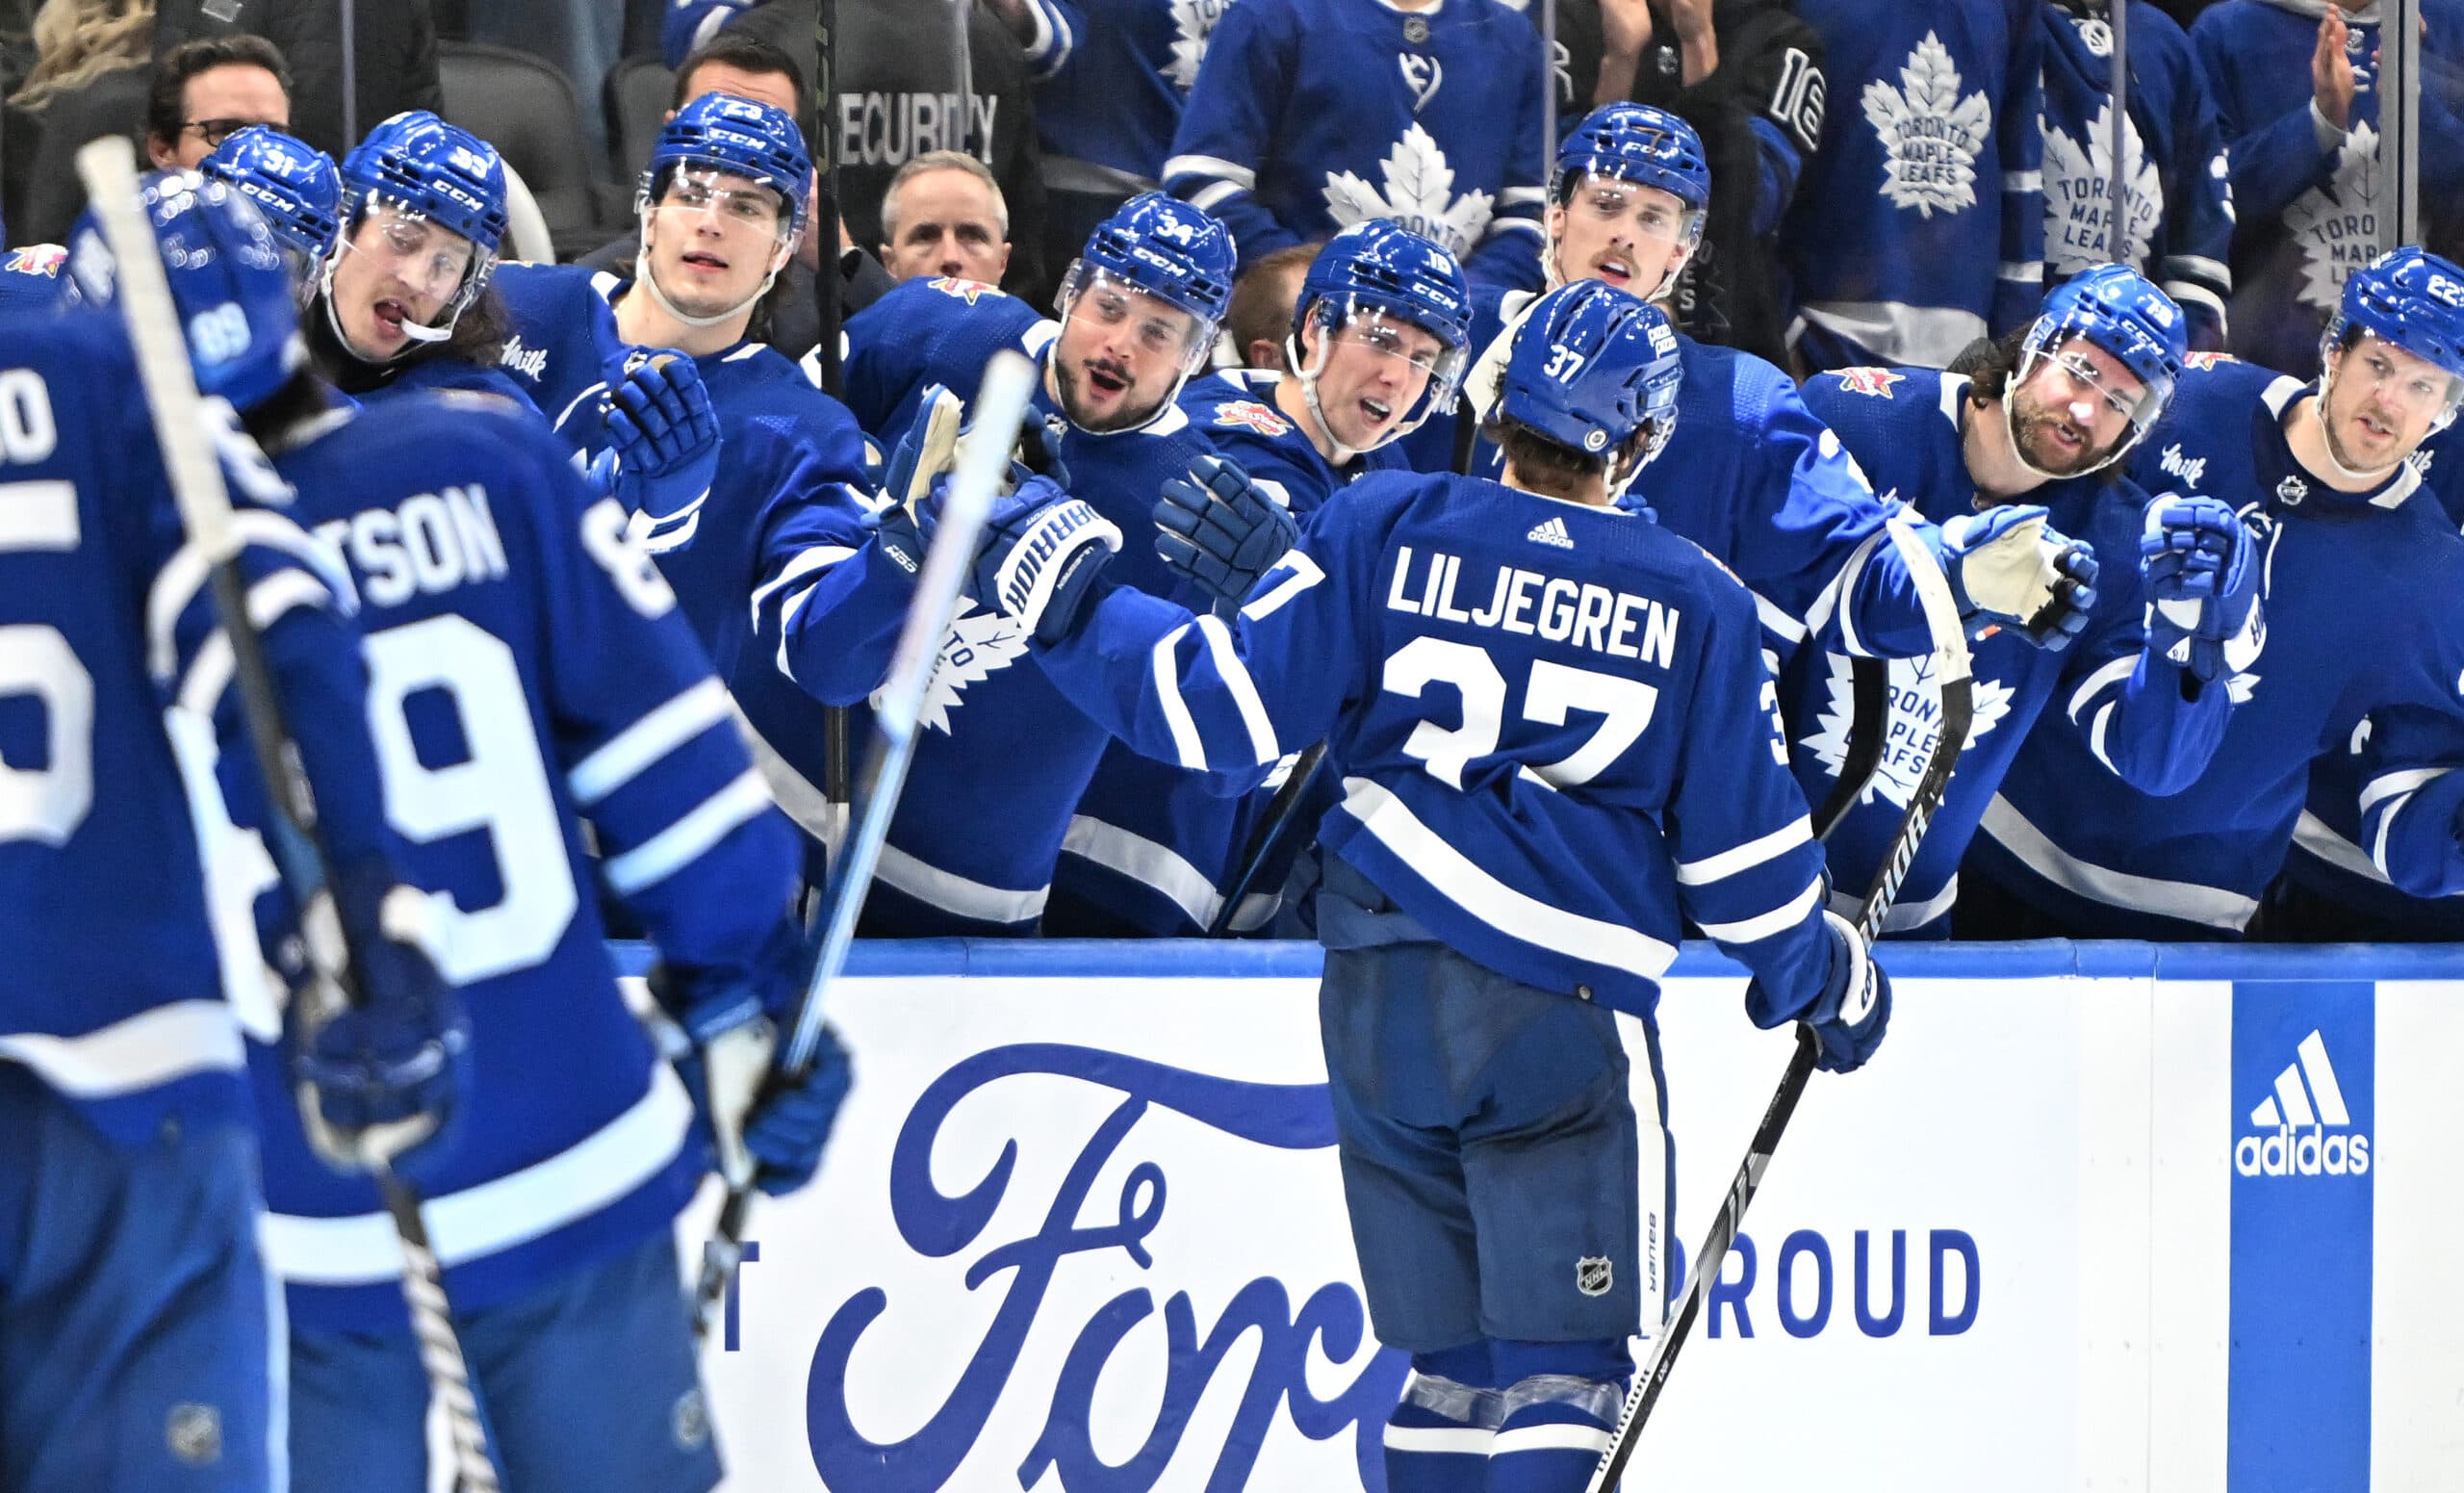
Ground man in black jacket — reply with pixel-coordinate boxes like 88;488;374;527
151;0;441;157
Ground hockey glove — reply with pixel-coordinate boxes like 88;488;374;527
970;474;1123;645
1797;910;1892;1074
2141;494;2263;684
602;349;722;527
1156;454;1298;607
1933;505;2099;650
286;866;471;1181
651;959;854;1198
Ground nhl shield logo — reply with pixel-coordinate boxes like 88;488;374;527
1576;1255;1614;1297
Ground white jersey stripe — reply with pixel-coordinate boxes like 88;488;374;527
569;678;732;806
601;768;774;894
1673;813;1811;887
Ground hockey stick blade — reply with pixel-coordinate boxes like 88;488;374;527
75;140;502;1493
692;349;1039;1345
1583;514;1972;1492
1208;741;1325;936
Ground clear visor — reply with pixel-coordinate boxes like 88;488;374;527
1061;265;1215;375
346;197;484;307
653;167;791;244
1558;172;1703;246
2336;331;2464;425
1298;296;1469;444
2021;342;2169;437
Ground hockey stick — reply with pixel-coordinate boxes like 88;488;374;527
1581;514;1972;1493
691;348;1040;1343
1809;657;1887;841
814;0;854;862
75;140;500;1493
1206;740;1326;936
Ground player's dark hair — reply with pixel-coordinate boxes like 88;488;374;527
146;36;292;154
1492;420;1607;497
442;284;512;366
239;369;343;452
671;32;805;113
1958;327;2029;405
1226;241;1322;373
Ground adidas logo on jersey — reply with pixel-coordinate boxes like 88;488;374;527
1526;516;1573;549
2235;1029;2370;1178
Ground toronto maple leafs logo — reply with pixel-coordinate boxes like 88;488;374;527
2285;122;2383;313
1164;0;1227;93
1799;652;2014;810
2044;101;2163;273
896;600;1028;734
1835;368;1906;399
1322;124;1494;260
1861;32;1991;219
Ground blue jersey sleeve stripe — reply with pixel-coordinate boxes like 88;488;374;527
1672;812;1812;887
1979;791;2259;930
0;998;245;1101
146;508;340;681
1061;813;1232;930
2369;792;2418;879
569;678;733;806
1800;528;1885;657
0;478;78;549
1197;614;1280;763
2361;766;2448;814
1023;0;1069;71
1691;873;1825;944
1152;622;1209;769
262;1066;694;1285
874;841;1051;927
171;569;338;715
1162;154;1258;191
1339;775;1679;978
601;768;775;895
750;543;858;628
2004;170;2042;193
2066;654;2138;724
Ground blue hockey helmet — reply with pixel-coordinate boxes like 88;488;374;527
1553;102;1712;211
2014;264;2186;471
645;91;813;241
660;0;757;68
1496;280;1683;468
1288;219;1474;451
341;111;509;258
201;125;343;264
1065;192;1235;344
2324;246;2464;425
67;170;306;411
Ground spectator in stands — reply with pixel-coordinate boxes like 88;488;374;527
1781;0;2045;373
143;33;286;168
579;28;894;360
1167;0;1548;294
2192;0;2464;377
2038;0;2236;352
1221;240;1319;371
151;0;437;159
977;0;1236;319
5;0;152;245
1577;0;1832;367
877;149;1011;286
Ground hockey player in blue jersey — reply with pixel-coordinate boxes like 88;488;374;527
2039;1;2236;350
2192;1;2464;377
1964;246;2464;940
3;173;458;1493
302;111;535;408
1781;0;2046;371
1789;265;2248;936
1164;0;1549;292
80;166;849;1493
201;123;343;276
1433;102;2103;680
1182;218;1472;519
798;192;1252;935
493;94;878;882
968;279;1891;1491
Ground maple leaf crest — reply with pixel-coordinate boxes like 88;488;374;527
1861;32;1992;219
1798;652;2013;811
889;599;1028;735
2284;122;2383;313
1166;0;1216;93
2043;100;2164;273
1321;123;1495;258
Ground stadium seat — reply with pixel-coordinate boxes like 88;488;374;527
605;56;675;190
438;41;624;261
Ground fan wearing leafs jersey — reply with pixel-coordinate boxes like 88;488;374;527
966;280;1889;1492
1966;246;2464;940
1786;265;2246;938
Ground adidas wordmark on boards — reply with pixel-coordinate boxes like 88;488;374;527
2236;1029;2370;1178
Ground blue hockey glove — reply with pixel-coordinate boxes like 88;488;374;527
1156;454;1298;607
652;955;853;1198
1933;505;2099;650
970;474;1123;645
603;348;721;516
286;869;470;1180
2141;494;2263;683
740;1026;853;1197
1797;910;1891;1074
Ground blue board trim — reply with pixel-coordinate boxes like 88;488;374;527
605;939;2464;982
